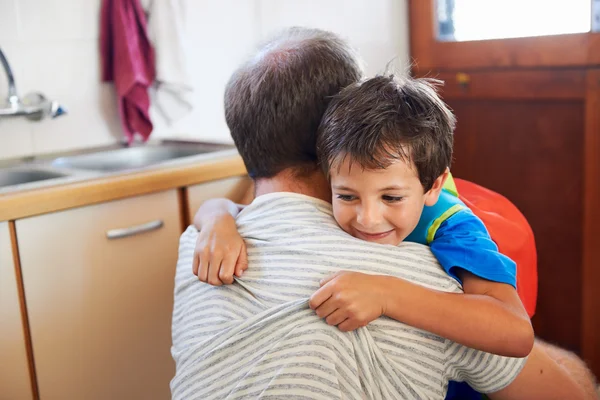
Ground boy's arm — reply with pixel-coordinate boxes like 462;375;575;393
311;271;533;357
380;272;534;357
192;198;243;231
386;209;533;357
192;198;247;285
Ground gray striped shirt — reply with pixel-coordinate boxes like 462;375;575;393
171;192;525;399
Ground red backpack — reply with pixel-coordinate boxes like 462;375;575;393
455;179;538;317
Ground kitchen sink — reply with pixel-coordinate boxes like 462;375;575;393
0;169;68;188
51;142;233;172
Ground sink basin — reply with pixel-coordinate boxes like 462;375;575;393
0;169;68;188
51;142;233;172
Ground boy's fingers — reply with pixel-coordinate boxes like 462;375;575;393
338;319;359;332
314;298;338;319
207;254;223;286
219;253;237;284
239;242;249;267
235;243;249;277
325;309;347;327
234;264;246;277
192;252;200;276
320;271;341;287
207;263;223;286
198;253;209;283
309;285;332;310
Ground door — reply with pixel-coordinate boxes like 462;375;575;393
16;190;181;400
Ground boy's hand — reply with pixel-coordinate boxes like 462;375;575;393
192;214;248;285
309;271;387;332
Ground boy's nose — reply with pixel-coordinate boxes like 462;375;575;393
357;204;382;228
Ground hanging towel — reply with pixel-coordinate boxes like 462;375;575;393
100;0;155;143
144;0;194;124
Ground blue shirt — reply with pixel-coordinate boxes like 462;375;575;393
429;208;517;288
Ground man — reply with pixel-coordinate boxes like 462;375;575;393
172;27;596;399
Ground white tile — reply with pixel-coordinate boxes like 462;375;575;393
16;0;100;42
0;41;34;161
186;0;258;41
185;0;259;60
257;0;409;74
355;41;411;76
0;42;23;100
0;0;19;41
258;0;397;43
0;118;34;160
18;40;99;98
97;84;122;140
31;85;120;154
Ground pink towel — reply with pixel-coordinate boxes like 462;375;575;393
100;0;155;144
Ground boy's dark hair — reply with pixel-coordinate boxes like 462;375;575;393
224;27;362;179
316;75;456;191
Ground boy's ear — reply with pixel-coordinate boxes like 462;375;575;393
424;168;449;207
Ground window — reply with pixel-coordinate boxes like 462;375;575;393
437;0;592;42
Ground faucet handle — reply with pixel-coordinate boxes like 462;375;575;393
50;101;67;118
22;92;67;120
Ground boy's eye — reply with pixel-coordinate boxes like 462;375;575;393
336;194;356;202
383;195;403;203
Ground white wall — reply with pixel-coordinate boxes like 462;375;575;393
0;0;409;161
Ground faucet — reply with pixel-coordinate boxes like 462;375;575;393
0;47;67;120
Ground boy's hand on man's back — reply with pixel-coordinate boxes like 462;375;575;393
309;271;387;332
193;214;248;286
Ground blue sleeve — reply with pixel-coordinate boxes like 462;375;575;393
429;209;517;288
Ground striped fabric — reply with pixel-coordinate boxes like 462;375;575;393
171;192;526;399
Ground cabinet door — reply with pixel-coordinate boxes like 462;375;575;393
0;222;33;400
187;176;253;224
16;190;181;400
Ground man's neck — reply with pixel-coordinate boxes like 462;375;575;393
254;169;331;203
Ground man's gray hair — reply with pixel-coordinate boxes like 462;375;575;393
224;27;363;179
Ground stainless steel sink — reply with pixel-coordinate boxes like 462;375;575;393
0;169;68;188
51;142;233;172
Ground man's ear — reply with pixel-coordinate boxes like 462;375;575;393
424;168;450;207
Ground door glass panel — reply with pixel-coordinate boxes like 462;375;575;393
437;0;592;42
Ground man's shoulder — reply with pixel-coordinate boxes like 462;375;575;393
239;192;333;217
237;192;337;230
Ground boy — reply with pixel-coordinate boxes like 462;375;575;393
192;75;534;359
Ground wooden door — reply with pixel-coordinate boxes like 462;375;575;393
409;0;600;376
0;221;34;400
16;190;181;400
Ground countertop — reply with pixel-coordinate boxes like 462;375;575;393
0;147;247;221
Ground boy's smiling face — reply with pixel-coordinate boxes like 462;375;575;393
330;156;447;246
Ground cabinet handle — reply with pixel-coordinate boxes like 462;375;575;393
106;220;164;240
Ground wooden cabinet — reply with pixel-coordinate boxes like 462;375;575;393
186;176;253;224
0;222;33;400
16;190;181;400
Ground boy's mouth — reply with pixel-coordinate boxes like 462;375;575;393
353;228;395;241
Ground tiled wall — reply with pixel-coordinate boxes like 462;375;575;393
0;0;409;160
